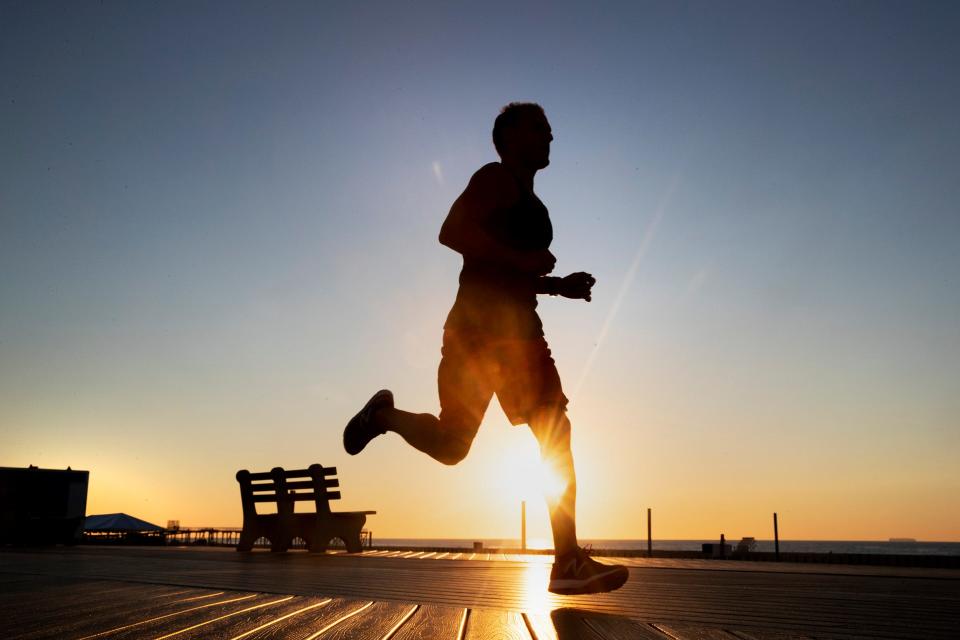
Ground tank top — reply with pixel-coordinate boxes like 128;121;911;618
444;169;553;338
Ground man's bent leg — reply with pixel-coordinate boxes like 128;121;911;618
375;407;475;466
353;329;491;464
528;405;578;557
381;328;493;466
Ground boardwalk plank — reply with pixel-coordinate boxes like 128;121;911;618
2;585;215;625
729;630;813;640
159;595;325;639
1;582;184;618
309;601;412;640
0;575;95;603
464;609;531;640
144;595;295;640
240;598;370;640
523;612;560;640
583;614;671;639
654;623;737;639
89;593;278;640
535;609;603;640
6;586;244;639
390;605;464;640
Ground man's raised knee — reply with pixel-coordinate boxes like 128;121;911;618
436;439;472;466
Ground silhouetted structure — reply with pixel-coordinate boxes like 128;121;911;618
0;465;88;545
83;512;165;545
235;464;374;553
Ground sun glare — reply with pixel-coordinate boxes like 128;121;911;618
537;461;567;505
493;434;567;505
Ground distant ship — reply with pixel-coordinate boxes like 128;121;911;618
889;537;917;542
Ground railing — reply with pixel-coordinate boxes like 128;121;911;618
163;527;372;549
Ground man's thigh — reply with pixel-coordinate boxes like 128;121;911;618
437;330;497;446
495;337;569;427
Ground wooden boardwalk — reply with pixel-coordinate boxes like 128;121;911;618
1;547;957;639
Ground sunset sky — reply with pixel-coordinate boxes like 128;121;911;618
2;1;958;543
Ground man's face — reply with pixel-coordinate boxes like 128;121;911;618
507;113;553;169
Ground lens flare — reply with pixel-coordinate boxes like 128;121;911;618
572;175;681;400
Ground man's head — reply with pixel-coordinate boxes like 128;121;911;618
492;102;553;170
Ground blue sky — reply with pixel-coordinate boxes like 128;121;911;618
2;1;958;539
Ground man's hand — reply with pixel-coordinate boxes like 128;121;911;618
558;272;596;301
515;249;556;275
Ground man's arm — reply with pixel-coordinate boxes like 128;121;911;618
537;272;596;301
536;276;563;295
439;164;555;275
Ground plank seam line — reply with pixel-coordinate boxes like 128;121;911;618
227;598;332;640
380;604;419;640
74;593;260;640
301;600;374;640
521;612;539;640
457;608;470;640
153;595;294;640
147;589;196;600
170;591;225;603
651;622;681;639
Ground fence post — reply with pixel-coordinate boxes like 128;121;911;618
521;501;527;553
647;508;652;557
773;512;780;561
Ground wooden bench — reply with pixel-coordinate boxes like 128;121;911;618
235;464;375;553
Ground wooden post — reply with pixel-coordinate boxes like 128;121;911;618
271;466;292;552
720;533;726;559
647;508;652;557
773;512;780;561
521;501;527;553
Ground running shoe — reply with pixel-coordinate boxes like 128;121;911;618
548;547;629;595
343;389;393;455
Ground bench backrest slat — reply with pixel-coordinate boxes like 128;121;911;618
246;467;337;481
253;493;326;503
249;479;339;492
236;464;342;517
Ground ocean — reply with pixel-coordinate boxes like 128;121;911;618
373;538;960;556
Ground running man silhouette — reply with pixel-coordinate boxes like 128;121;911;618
343;102;628;595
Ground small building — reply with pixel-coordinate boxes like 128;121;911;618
0;465;89;545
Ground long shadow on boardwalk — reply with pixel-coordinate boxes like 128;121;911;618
550;608;667;639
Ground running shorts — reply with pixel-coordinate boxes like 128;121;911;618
437;328;569;440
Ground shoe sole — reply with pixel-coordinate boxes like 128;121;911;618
548;566;629;595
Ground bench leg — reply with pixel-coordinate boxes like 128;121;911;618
342;517;366;553
237;529;256;552
345;534;363;554
308;524;330;553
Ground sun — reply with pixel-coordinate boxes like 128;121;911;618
536;459;567;505
493;433;567;505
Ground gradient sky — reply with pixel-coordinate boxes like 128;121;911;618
2;1;959;542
